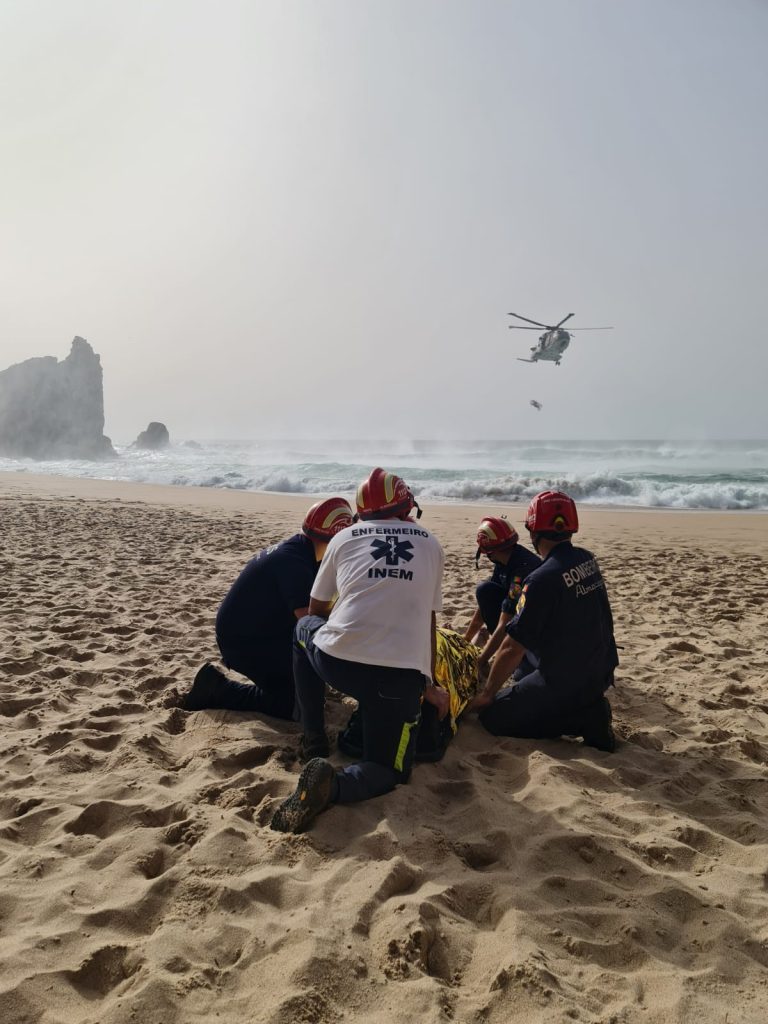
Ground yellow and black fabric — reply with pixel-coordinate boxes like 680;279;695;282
338;628;482;763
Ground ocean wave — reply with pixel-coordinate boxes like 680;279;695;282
414;472;768;510
2;443;767;510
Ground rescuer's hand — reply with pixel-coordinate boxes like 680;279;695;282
424;683;450;721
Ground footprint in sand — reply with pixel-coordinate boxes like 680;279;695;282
64;944;138;998
163;818;203;847
436;879;509;929
662;640;702;655
135;847;168;879
353;857;423;936
210;745;279;775
450;830;509;872
90;702;145;717
33;730;77;754
80;733;122;752
0;695;45;716
0;657;42;676
383;901;465;986
65;800;188;839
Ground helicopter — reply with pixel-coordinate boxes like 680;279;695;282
530;399;543;412
509;312;613;366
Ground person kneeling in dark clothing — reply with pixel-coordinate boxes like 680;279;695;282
338;627;486;763
270;468;448;834
464;515;541;678
463;516;541;644
180;497;354;720
470;490;618;752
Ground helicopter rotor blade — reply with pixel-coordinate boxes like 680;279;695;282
508;326;544;330
508;312;552;328
554;313;575;329
566;327;614;331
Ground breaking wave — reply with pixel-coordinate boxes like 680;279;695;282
415;471;768;510
2;440;766;510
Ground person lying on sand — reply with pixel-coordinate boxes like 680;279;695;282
270;468;448;834
469;490;618;752
337;626;487;763
180;497;354;720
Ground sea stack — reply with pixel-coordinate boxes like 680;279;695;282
132;422;170;450
0;337;115;459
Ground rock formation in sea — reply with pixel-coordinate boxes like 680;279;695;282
132;422;170;450
0;337;115;459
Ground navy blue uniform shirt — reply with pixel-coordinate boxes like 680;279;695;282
216;534;317;648
506;541;618;696
497;544;542;615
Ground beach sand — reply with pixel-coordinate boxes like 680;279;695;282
1;471;767;1024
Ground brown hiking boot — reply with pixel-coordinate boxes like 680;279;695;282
270;758;337;834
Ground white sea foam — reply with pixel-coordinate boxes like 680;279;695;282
2;439;766;510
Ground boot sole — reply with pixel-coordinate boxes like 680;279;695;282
270;759;336;834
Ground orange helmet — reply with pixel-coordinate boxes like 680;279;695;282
302;497;354;542
475;515;519;566
355;467;421;521
525;490;579;535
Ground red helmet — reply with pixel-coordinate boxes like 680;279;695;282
302;497;354;542
356;467;420;521
525;490;579;535
476;516;519;566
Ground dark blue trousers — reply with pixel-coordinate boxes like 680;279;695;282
216;635;296;720
475;579;506;633
294;616;424;804
479;669;610;738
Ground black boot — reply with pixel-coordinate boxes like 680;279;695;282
298;731;331;762
580;697;616;753
183;663;263;712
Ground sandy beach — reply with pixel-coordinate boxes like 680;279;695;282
1;470;767;1024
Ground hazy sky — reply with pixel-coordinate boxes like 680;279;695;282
2;0;766;441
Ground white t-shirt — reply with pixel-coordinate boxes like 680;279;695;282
310;517;444;678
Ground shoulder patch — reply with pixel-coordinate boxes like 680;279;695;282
515;584;528;615
508;574;523;600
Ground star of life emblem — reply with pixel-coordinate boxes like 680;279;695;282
370;536;414;566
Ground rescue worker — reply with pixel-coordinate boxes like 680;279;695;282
338;626;487;763
270;468;447;834
463;516;541;654
181;497;354;720
470;490;618;752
